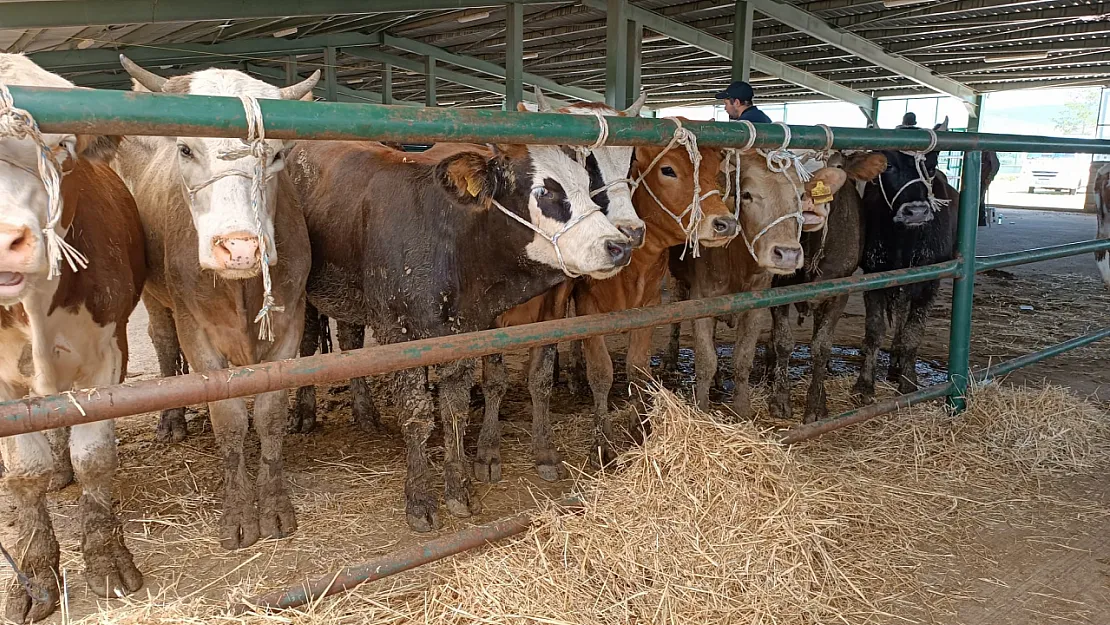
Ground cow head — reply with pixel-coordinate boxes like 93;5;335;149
632;144;738;251
0;54;119;305
520;88;648;248
120;55;319;279
873;118;949;227
436;144;632;279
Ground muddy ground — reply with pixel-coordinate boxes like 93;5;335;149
2;209;1108;623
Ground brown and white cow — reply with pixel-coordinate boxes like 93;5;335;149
287;138;632;532
114;56;317;550
669;151;852;417
0;54;145;623
1094;163;1110;289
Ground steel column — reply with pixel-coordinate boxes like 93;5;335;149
732;0;753;82
947;150;982;412
324;47;338;102
284;57;298;87
382;64;393;105
505;2;524;111
425;56;437;107
625;19;643;107
967;94;984;129
605;0;629;109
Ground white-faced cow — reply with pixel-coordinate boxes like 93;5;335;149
853;121;959;402
286;139;632;531
1094;163;1109;289
0;54;145;623
113;56;317;550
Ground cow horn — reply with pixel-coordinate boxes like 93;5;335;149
119;54;167;92
622;92;647;117
280;70;321;101
533;86;554;112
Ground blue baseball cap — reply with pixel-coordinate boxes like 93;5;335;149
715;81;755;102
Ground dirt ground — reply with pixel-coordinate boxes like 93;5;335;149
2;209;1108;623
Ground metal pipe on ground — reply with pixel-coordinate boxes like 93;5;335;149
8;86;1110;154
0;260;959;437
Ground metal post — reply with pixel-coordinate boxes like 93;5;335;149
605;0;628;108
946;149;982;413
732;0;753;82
381;63;392;105
868;96;881;128
625;18;642;108
504;1;524;111
323;47;338;102
284;56;297;86
425;55;437;107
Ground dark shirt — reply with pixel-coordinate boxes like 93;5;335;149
737;105;772;124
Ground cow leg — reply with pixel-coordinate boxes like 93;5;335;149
147;299;188;443
886;290;911;383
891;287;938;394
565;339;588;396
291;300;321;433
664;278;688;372
336;321;382;432
1097;199;1110;289
528;344;563;481
45;427;73;491
437;359;479;518
582;335;616;468
626;326;655;444
804;294;849;424
692;317;716;410
1;433;60;623
475;353;506;483
393;366;440;531
731;308;766;420
853;289;889;404
768;304;794;421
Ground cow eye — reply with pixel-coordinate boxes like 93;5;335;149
532;186;550;199
661;166;677;178
178;144;193;158
741;191;752;201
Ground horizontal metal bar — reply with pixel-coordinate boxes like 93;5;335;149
8;87;1110;153
975;238;1110;272
0;260;958;437
780;325;1110;444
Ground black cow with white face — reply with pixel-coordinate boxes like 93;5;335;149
853;120;960;402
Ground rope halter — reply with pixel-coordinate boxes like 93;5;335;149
571;110;637;203
632;117;717;259
491;189;602;279
878;127;951;215
180;95;284;341
731;121;810;263
0;84;88;280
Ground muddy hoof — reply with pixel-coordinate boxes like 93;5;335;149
219;504;261;550
155;408;188;443
47;465;74;493
445;496;477;518
769;397;792;422
851;381;876;405
406;497;442;533
5;573;59;624
588;439;618;471
898;378;920;395
473;456;501;483
534;446;565;482
83;538;143;599
259;491;297;541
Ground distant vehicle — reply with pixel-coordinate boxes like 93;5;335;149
1022;153;1087;194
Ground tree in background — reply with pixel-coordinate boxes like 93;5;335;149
1052;89;1100;137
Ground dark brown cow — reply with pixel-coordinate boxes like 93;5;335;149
0;54;145;623
1094;163;1109;289
287;140;632;532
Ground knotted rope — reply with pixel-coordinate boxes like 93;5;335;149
0;85;87;280
180;95;284;341
492;192;602;278
878;127;950;214
571;111;637;202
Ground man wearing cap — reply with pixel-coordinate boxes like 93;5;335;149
715;80;773;124
896;112;918;129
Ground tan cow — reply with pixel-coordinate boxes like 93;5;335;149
114;56;317;550
0;54;145;623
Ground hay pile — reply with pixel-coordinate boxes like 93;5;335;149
67;381;1109;624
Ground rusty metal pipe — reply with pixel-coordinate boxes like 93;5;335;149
0;260;958;437
779;383;953;444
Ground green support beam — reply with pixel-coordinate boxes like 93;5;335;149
605;0;629;109
581;0;873;109
505;2;524;111
0;0;558;30
382;33;603;103
324;47;338;102
382;64;393;105
424;57;437;107
947;150;982;412
625;19;642;108
732;0;753;82
285;57;298;86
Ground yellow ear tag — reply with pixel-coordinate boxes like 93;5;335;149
466;175;482;197
810;180;833;205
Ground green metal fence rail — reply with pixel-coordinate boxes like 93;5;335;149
1;88;1109;442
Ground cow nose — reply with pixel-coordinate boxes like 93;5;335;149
618;225;646;248
605;238;633;266
771;245;803;269
711;215;738;238
896;203;933;225
213;236;260;270
0;225;35;268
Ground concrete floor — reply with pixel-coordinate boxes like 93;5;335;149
976;208;1099;279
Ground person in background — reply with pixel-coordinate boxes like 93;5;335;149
715;81;772;124
896;112;918;129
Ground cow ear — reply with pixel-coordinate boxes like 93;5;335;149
436;152;497;205
842;152;887;182
75;135;122;163
518;101;539;112
804;167;848;205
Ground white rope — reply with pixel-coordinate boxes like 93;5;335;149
180;95;284;342
0;85;87;280
722;120;757;221
878;127;951;215
492;192;602;278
